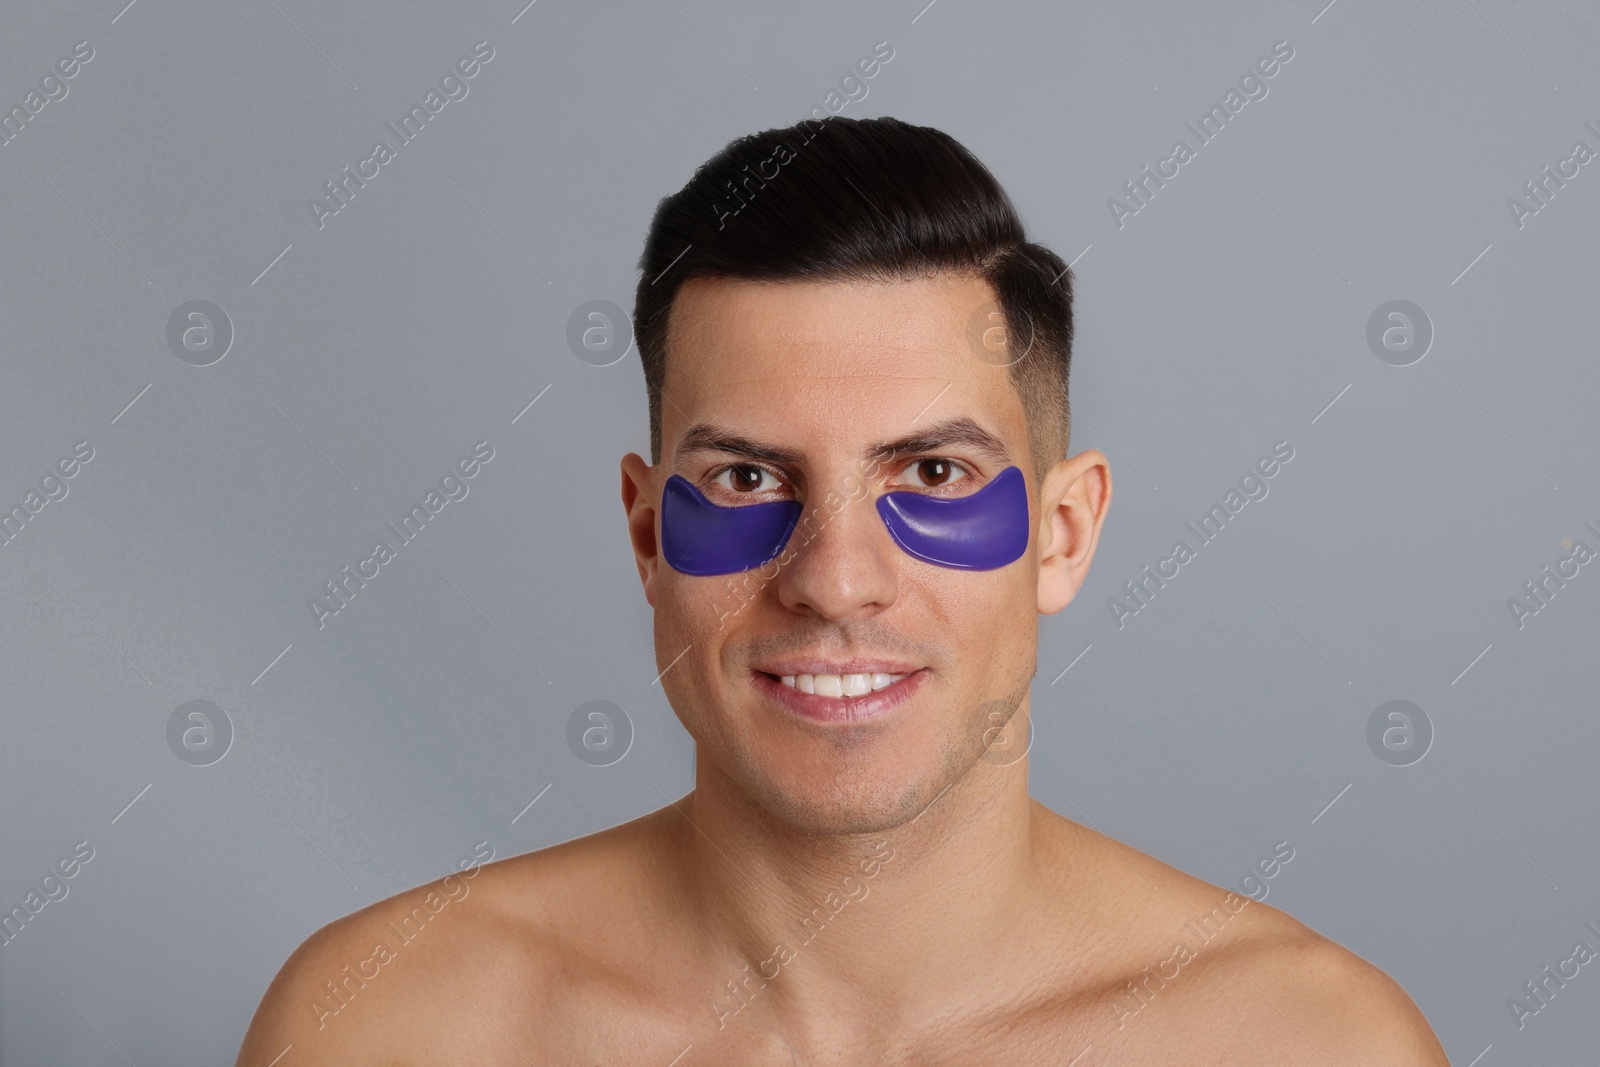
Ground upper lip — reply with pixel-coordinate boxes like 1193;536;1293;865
754;660;923;676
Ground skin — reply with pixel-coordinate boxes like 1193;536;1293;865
237;273;1450;1065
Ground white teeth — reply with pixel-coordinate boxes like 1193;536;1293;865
777;672;909;695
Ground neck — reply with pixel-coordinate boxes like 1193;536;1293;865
672;749;1062;1033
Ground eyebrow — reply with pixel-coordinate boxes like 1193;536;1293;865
869;416;1014;468
673;415;1014;469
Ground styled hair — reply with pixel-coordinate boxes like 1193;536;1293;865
633;115;1073;480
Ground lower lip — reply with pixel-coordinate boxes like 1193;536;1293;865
751;669;927;725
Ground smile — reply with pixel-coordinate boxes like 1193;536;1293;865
780;672;907;696
751;667;927;724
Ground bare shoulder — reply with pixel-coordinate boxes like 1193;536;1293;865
1119;882;1450;1064
235;811;681;1067
1031;808;1447;1064
1203;917;1450;1065
233;843;537;1066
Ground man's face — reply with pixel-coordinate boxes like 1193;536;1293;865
628;273;1053;834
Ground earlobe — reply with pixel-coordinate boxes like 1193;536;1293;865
619;453;660;607
1036;450;1112;616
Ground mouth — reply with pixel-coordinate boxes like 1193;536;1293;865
751;666;928;724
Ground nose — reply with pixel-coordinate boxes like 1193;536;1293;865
774;484;900;622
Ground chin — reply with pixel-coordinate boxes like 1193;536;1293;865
766;797;920;837
741;758;958;837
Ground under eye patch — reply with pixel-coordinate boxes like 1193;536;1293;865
660;465;1030;576
875;464;1029;570
660;475;802;576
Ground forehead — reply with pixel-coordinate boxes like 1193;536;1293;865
661;273;1027;461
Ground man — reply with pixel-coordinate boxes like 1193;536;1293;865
238;116;1448;1064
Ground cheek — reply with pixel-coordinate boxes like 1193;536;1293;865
928;569;1040;707
929;563;1035;642
653;584;710;681
653;585;734;709
656;568;732;634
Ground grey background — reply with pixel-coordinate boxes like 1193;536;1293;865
1;0;1596;1063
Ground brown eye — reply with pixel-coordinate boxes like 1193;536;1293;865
898;458;970;490
724;465;767;493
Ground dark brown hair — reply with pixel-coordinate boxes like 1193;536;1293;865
633;115;1073;479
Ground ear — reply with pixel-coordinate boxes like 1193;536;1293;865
620;452;660;607
1036;449;1112;615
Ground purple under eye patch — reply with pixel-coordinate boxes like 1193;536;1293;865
660;476;802;577
875;464;1029;570
660;465;1029;576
